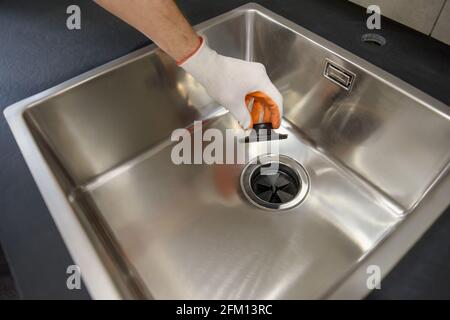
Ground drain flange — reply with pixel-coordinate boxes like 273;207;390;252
241;155;309;210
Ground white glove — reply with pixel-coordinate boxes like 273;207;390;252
179;37;283;129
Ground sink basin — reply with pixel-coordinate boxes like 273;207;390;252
4;3;450;299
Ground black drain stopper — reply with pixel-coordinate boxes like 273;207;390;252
250;163;300;204
244;123;288;143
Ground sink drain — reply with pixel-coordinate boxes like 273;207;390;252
240;155;309;210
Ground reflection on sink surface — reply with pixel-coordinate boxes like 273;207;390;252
4;4;450;299
73;115;401;299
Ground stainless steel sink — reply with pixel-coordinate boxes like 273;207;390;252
4;3;450;299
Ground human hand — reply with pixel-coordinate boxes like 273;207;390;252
179;37;283;129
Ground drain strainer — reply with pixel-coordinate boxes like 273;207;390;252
240;155;309;210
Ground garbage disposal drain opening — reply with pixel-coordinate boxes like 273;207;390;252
241;155;309;211
250;163;300;204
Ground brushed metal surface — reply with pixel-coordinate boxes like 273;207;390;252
4;4;450;299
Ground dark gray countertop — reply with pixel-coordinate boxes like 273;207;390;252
1;0;449;299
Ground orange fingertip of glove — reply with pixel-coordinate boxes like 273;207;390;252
245;91;281;129
251;100;263;125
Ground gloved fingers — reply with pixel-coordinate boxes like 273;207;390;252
250;100;264;125
270;106;281;129
264;92;281;129
245;95;253;108
247;89;283;129
263;105;272;123
232;99;253;129
266;82;284;114
253;87;282;111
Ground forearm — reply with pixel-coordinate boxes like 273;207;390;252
95;0;200;62
95;0;283;129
